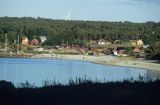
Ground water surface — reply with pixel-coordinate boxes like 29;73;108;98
0;58;160;86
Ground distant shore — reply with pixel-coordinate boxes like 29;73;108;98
0;53;160;71
30;53;160;71
46;54;160;71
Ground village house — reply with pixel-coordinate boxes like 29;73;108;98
113;48;118;56
143;44;150;49
137;39;144;46
97;39;106;45
21;37;29;46
90;48;98;55
130;39;144;46
39;36;47;43
21;37;41;46
90;39;111;45
30;39;39;45
133;47;141;53
117;47;125;54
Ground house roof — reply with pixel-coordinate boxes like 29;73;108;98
133;48;141;53
39;36;47;42
137;40;143;45
30;39;39;45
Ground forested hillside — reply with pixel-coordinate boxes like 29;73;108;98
0;17;160;45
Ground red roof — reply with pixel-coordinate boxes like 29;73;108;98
133;48;141;53
30;39;39;45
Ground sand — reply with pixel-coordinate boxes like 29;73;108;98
33;54;160;71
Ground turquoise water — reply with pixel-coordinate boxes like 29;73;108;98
0;58;160;86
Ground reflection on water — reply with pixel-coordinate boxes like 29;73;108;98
0;58;160;86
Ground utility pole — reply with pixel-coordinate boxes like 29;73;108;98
17;34;19;53
67;41;68;48
5;33;8;54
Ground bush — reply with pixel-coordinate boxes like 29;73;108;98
104;48;112;55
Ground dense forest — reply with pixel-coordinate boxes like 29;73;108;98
0;17;160;46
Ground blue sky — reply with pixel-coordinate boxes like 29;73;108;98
0;0;160;22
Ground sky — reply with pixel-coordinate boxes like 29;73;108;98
0;0;160;22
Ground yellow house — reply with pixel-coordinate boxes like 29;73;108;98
21;37;29;46
137;40;144;45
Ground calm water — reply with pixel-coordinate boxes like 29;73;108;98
0;58;160;86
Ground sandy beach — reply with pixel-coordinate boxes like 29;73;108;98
33;54;160;71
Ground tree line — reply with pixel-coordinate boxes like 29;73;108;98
0;17;160;46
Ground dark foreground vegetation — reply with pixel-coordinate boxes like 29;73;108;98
0;80;160;105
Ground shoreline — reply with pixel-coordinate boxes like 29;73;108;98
0;53;160;71
48;54;160;71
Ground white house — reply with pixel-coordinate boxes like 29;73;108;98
143;44;150;49
39;36;47;43
113;48;118;56
97;39;106;45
